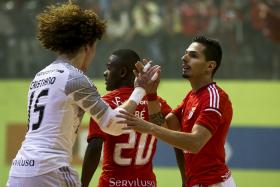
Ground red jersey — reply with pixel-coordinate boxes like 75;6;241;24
88;87;171;187
172;83;233;187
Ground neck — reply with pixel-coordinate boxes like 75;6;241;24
119;81;134;88
188;76;213;92
59;52;87;72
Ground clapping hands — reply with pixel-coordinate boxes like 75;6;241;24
134;59;161;94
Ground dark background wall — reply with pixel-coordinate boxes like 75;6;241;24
0;0;280;79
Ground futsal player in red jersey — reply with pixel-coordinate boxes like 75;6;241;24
117;36;236;187
81;49;171;187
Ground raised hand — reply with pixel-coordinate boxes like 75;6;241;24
134;59;161;93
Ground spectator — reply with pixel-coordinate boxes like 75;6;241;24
132;0;163;64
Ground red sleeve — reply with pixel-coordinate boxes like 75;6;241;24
87;94;117;141
196;93;222;134
158;97;172;116
196;110;221;134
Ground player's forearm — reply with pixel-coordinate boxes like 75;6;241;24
150;124;199;153
118;87;146;113
67;76;144;135
148;100;166;126
81;138;103;187
101;86;145;135
75;87;146;135
118;100;138;114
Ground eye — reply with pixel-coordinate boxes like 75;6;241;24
189;52;198;58
106;64;111;70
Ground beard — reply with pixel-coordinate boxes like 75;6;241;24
182;67;191;79
182;72;190;79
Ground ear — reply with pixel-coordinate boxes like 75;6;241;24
120;67;128;78
84;45;90;52
207;61;216;72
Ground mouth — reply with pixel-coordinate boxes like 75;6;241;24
182;65;191;71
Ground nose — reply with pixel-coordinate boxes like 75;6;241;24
181;54;188;63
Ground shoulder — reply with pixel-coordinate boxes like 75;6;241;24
200;83;231;110
103;89;121;98
157;96;171;107
63;65;97;95
103;87;132;100
102;88;132;108
157;96;167;103
102;91;118;105
206;84;230;101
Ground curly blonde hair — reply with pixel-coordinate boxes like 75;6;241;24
36;3;106;54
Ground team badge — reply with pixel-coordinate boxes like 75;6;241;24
188;107;196;119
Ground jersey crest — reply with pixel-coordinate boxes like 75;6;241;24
188;107;196;119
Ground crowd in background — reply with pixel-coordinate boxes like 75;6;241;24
0;0;279;79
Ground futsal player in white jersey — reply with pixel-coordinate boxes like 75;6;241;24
6;3;160;187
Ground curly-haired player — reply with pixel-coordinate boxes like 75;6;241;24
6;3;160;187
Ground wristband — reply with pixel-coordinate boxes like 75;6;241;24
146;93;157;101
129;87;146;105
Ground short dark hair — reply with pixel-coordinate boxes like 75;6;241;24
193;36;222;75
112;49;140;72
36;3;106;54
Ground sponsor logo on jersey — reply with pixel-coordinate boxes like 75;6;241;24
112;97;148;106
109;178;155;187
12;158;35;167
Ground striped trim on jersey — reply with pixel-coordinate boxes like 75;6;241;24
206;84;222;116
59;166;76;187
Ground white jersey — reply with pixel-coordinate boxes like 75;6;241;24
9;59;114;177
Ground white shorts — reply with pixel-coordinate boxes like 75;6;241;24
6;166;81;187
192;176;236;187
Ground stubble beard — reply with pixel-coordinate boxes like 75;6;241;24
182;73;190;79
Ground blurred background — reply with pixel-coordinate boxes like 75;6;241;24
0;0;280;78
1;0;280;186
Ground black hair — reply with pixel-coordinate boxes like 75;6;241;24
112;49;140;72
193;36;222;76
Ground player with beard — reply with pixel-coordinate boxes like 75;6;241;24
117;36;236;187
81;49;171;187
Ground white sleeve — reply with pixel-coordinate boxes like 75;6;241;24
65;73;130;135
97;107;127;135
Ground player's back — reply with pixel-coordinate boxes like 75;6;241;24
9;59;88;177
